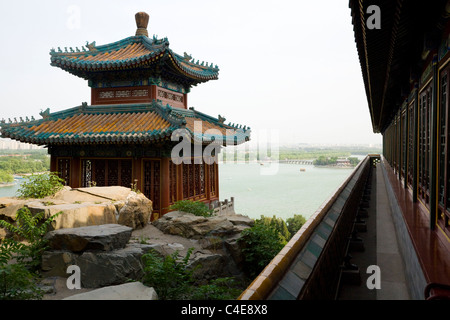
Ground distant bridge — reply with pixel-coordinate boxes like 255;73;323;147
279;159;314;165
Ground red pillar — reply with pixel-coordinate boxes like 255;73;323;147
160;157;170;216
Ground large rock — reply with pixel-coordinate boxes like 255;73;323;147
26;201;117;230
75;245;145;288
117;191;153;230
73;186;132;202
63;282;158;300
152;211;252;239
41;243;156;288
0;198;29;223
188;252;225;281
44;224;133;252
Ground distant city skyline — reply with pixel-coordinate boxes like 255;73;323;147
0;138;43;150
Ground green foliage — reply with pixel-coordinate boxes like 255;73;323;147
141;248;244;300
0;207;62;272
141;248;195;300
0;170;13;183
190;277;243;300
169;200;213;217
258;215;291;243
313;156;338;166
0;151;49;175
286;214;307;236
0;263;43;300
17;172;65;199
348;157;361;166
238;219;286;278
0;206;60;300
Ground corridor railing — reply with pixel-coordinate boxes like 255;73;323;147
238;154;379;300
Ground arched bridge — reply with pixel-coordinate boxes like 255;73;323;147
279;159;314;165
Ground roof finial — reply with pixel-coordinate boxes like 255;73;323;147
135;12;149;37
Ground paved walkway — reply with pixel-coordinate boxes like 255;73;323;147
338;164;410;300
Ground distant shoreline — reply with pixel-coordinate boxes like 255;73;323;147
0;182;15;188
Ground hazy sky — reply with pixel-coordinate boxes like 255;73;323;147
0;0;382;146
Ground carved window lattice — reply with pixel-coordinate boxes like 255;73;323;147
94;159;106;186
407;103;414;186
121;160;133;188
144;160;161;212
57;158;71;186
182;164;191;199
157;90;184;103
81;160;92;187
181;161;206;200
108;160;119;186
132;89;148;97
82;159;132;188
115;90;131;98
418;85;432;204
99;91;115;99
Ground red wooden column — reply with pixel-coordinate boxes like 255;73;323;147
205;163;211;203
50;156;57;173
160;157;171;216
70;157;81;188
215;162;219;200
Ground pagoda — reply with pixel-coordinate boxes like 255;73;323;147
0;12;250;219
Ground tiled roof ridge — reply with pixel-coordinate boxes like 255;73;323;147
49;35;219;80
0;101;190;130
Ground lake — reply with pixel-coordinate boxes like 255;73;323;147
0;177;24;198
219;162;354;221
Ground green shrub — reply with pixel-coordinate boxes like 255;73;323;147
0;170;13;184
169;200;213;217
258;215;291;242
0;263;43;300
0;207;62;272
17;172;65;199
189;277;244;300
0;207;61;300
141;248;195;300
238;219;286;278
286;214;307;236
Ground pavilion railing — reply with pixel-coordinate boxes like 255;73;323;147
238;154;379;300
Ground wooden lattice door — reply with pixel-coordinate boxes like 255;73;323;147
143;160;161;212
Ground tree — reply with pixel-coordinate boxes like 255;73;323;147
286;214;307;236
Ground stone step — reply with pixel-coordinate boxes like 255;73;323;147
44;224;133;252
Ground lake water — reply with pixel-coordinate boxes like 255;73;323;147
219;162;354;221
0;162;356;222
0;177;24;198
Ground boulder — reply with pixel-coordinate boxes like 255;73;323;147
75;245;145;288
0;198;29;222
44;224;133;252
188;252;225;281
152;211;252;239
26;202;117;230
41;250;78;277
117;192;153;230
63;282;158;300
41;243;155;288
74;186;132;202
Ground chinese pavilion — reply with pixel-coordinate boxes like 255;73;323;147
0;12;250;218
